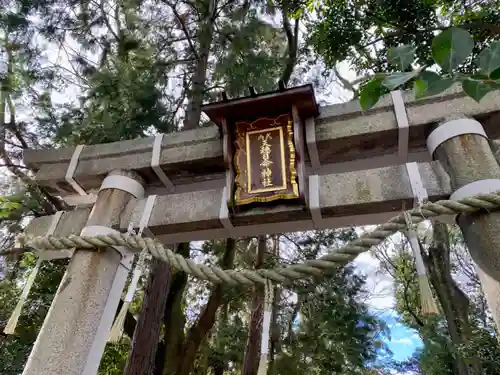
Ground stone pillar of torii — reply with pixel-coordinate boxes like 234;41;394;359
8;83;500;375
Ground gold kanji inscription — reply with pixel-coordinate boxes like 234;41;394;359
245;126;286;194
233;114;299;206
258;132;273;187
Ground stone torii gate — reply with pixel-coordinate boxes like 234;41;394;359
16;83;500;375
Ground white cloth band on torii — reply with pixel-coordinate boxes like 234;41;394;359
65;144;88;196
151;134;175;192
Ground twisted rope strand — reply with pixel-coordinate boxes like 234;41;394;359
17;191;500;286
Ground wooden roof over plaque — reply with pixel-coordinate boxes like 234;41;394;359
201;83;318;126
202;84;318;210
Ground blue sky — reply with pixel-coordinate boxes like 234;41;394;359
352;243;423;370
380;311;423;362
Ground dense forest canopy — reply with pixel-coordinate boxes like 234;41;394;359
1;0;500;374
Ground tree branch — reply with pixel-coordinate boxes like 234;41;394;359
402;275;425;327
0;163;31;170
280;8;299;86
98;0;120;41
361;21;500;50
0;58;64;214
4;96;29;151
333;66;358;95
171;5;199;60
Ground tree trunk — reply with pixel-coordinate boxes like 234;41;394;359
213;364;224;375
280;6;299;86
124;256;173;375
183;0;216;130
268;235;281;375
268;285;280;375
425;223;482;375
157;242;190;375
242;236;266;375
175;239;236;375
210;296;230;375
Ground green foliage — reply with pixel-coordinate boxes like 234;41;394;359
294;267;389;374
388;45;416;71
413;71;454;99
266;230;390;375
431;27;474;72
414;324;455;375
0;196;22;219
389;241;500;375
204;314;248;373
270;265;390;375
98;342;131;375
38;47;174;145
382;71;419;91
479;41;500;76
176;231;390;375
462;78;494;101
359;77;388;111
358;27;500;110
306;0;364;67
307;0;450;73
0;0;410;374
396;316;500;375
306;0;500;107
0;257;67;374
0;189;54;237
211;10;285;97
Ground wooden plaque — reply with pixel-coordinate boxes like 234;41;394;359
233;113;299;206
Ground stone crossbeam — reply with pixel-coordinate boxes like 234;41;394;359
23;85;500;201
25;161;451;243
